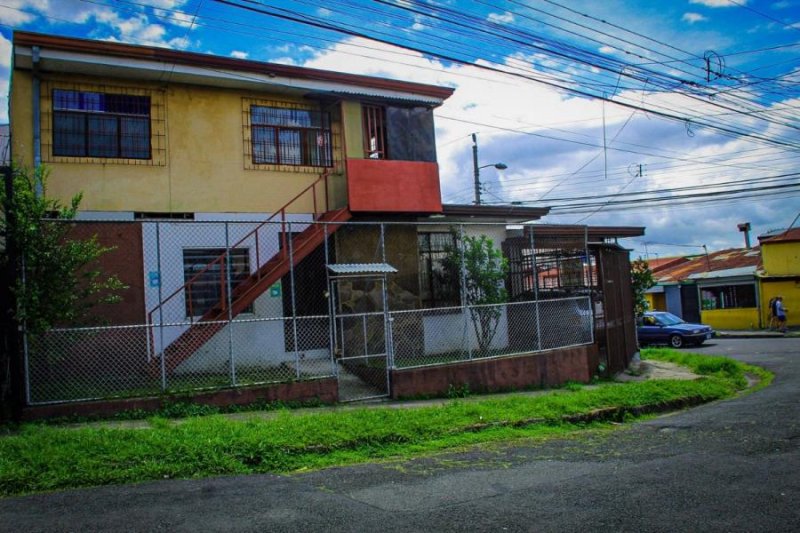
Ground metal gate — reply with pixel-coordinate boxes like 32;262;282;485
597;245;638;374
327;264;396;401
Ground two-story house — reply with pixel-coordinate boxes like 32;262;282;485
9;32;643;414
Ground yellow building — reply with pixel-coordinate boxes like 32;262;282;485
10;31;453;217
757;228;800;329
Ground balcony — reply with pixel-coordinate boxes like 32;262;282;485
346;159;443;213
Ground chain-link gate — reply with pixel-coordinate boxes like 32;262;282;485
328;265;396;401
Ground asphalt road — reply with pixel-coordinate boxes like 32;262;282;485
2;338;798;532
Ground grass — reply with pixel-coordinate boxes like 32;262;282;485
0;350;770;497
642;348;773;392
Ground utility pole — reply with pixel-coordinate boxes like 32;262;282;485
472;133;481;205
471;133;508;206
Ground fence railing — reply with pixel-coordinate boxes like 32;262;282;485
24;219;597;405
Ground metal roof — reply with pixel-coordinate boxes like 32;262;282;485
688;266;758;280
327;263;398;275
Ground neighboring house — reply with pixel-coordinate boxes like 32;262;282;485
643;256;691;311
648;248;762;330
757;228;800;328
9;32;644;414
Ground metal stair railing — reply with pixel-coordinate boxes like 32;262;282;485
147;170;333;332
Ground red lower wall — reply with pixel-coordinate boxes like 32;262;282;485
390;345;598;399
22;378;338;420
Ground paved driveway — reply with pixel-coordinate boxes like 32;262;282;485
2;338;798;532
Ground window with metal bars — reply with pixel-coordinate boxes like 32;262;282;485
52;89;151;159
182;248;251;317
362;104;388;159
250;106;332;167
418;232;460;308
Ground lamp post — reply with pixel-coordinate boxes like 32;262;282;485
472;133;507;205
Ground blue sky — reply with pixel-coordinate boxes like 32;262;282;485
2;0;799;259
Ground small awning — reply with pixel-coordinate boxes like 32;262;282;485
327;263;398;275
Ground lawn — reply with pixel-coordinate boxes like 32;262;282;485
0;349;771;497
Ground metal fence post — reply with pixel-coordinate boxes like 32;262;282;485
225;222;236;387
288;221;300;379
324;223;337;378
584;225;594;344
458;224;473;359
155;221;167;391
529;225;542;351
380;223;394;372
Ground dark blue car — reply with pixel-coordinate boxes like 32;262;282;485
637;311;715;349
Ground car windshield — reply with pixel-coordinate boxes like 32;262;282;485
654;313;685;326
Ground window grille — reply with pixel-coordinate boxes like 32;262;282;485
250;106;332;167
52;89;151;159
183;248;251;317
418;232;460;308
362;104;387;159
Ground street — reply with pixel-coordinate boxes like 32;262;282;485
2;338;798;532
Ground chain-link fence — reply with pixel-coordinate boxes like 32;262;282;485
23;219;597;404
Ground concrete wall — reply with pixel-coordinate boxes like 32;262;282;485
390;344;597;399
22;378;338;421
760;280;799;328
10;71;343;214
761;241;800;277
700;308;760;330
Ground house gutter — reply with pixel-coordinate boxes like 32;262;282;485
32;45;42;196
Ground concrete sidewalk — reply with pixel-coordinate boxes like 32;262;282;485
715;328;798;339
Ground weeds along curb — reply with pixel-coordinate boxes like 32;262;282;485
455;395;708;434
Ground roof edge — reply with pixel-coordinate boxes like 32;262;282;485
13;31;455;102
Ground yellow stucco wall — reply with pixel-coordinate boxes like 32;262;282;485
759;280;799;327
761;241;800;277
341;101;365;159
10;71;347;214
645;293;665;311
700;308;760;330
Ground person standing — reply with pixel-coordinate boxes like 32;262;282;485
768;297;778;330
775;296;788;334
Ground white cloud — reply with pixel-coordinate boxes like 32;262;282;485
599;46;617;54
298;35;799;253
488;12;515;24
682;12;709;23
230;50;249;59
689;0;743;6
0;32;11;70
0;0;47;25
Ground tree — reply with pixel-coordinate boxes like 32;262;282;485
631;257;655;316
1;166;125;335
442;231;509;355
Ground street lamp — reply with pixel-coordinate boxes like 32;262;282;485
472;133;507;205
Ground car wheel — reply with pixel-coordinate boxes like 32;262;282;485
669;334;684;349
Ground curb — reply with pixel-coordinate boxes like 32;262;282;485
716;332;798;339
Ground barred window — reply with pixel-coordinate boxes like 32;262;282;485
183;249;251;317
52;89;151;159
418;232;460;308
363;104;387;159
250;106;332;167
